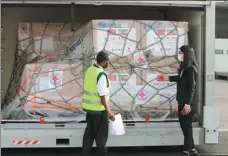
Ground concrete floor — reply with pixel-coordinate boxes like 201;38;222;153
197;131;228;155
195;80;228;155
215;80;228;130
194;80;228;155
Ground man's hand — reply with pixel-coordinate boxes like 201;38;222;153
107;111;115;121
100;96;115;121
183;104;191;115
157;74;169;81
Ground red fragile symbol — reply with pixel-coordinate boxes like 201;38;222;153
137;56;144;63
139;91;146;99
44;55;51;61
52;75;59;83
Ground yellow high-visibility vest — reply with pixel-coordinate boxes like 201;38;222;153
82;65;110;112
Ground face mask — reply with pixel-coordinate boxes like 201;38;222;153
103;61;109;69
177;53;184;62
103;63;108;69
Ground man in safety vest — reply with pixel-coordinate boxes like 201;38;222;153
80;51;115;156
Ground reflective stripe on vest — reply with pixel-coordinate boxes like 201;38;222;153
82;65;110;111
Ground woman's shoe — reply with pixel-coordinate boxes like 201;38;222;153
190;149;198;156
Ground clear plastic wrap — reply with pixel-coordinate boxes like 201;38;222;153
2;20;188;122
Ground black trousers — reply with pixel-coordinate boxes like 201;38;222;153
80;111;108;156
178;110;195;151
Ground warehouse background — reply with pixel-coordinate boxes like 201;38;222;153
215;2;228;77
216;2;228;38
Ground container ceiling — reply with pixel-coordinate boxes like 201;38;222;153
1;1;228;38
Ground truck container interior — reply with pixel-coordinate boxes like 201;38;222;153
1;4;205;123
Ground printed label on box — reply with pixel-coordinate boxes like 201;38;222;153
96;28;136;57
146;28;185;56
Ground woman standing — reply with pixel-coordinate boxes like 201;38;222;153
157;45;198;156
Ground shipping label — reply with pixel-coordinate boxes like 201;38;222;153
96;28;136;57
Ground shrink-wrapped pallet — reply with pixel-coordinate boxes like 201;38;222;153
3;20;188;121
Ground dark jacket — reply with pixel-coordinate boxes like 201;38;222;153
169;45;198;109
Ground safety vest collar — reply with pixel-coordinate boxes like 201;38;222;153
93;64;103;70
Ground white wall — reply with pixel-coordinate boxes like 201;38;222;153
215;39;228;73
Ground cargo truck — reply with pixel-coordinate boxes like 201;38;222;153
1;1;218;148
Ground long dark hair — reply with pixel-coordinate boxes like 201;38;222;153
180;45;198;70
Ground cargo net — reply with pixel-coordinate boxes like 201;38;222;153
2;20;188;121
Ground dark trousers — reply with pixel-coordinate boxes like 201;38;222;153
80;111;108;156
178;110;195;151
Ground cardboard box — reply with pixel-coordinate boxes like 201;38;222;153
141;20;188;56
18;23;91;61
93;20;141;59
20;61;84;113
